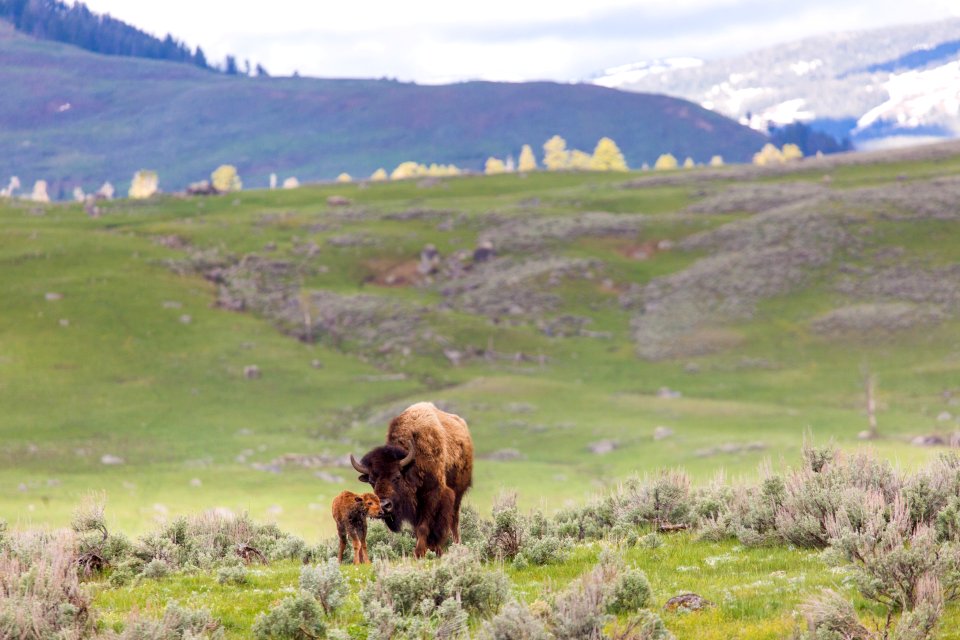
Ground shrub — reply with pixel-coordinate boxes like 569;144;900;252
361;546;508;631
0;530;94;640
252;592;326;640
216;561;248;586
522;535;568;565
555;498;617;541
798;590;871;640
549;560;617;640
114;601;223;639
128;511;306;575
607;568;652;614
366;519;417;560
609;611;674;640
776;450;900;549
639;533;663;549
486;493;525;560
299;559;346;614
141;558;171;580
479;600;551;640
727;476;785;546
619;471;694;529
827;493;947;611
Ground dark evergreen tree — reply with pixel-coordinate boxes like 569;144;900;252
0;0;243;73
255;63;269;77
224;55;239;75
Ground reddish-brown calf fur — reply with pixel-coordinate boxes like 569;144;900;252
331;491;382;564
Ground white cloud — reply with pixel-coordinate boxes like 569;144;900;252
79;0;957;81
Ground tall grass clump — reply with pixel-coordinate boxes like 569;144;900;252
109;601;223;639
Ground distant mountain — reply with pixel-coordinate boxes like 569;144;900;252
591;19;960;148
0;23;765;198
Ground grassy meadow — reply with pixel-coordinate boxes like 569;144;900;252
3;146;960;638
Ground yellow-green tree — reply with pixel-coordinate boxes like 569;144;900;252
370;168;388;181
336;173;352;183
543;135;570;171
654;154;678;170
709;155;724;167
391;162;425;180
485;157;507;175
782;144;803;161
518;144;537;172
683;157;695;169
569;150;592;170
590;137;628;171
753;143;784;166
211;165;242;192
129;170;159;198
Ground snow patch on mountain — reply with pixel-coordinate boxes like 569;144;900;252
856;60;960;133
591;58;703;88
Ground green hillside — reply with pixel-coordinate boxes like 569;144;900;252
3;142;960;543
0;21;767;197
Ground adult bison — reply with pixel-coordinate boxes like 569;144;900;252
350;402;473;557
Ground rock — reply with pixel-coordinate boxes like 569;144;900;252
482;449;526;461
282;177;300;189
657;387;682;399
58;319;69;327
162;300;182;309
179;314;192;324
857;430;876;440
653;426;674;441
45;292;63;301
189;478;202;487
504;402;536;414
937;411;953;422
664;593;713;612
310;359;324;369
100;454;125;465
327;195;351;206
473;240;495;263
314;471;344;483
243;365;261;379
419;244;441;275
911;434;945;447
443;349;463;366
588;439;618;455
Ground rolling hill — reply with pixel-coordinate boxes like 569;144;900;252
0;20;767;198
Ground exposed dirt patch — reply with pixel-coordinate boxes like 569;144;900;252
363;259;424;287
618;240;664;261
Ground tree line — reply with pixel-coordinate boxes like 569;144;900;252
0;0;262;74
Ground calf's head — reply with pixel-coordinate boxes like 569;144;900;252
350;443;417;524
361;492;383;518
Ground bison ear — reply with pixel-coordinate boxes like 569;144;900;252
358;474;370;483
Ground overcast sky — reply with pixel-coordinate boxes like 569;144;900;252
80;0;959;83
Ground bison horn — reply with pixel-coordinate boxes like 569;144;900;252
350;454;370;475
399;441;416;469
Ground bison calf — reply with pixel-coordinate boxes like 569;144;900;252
331;491;382;564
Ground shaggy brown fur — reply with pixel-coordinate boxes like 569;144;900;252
351;402;474;557
331;491;382;564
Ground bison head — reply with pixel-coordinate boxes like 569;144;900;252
350;443;417;531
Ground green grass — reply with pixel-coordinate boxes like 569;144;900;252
4;150;960;637
87;531;960;639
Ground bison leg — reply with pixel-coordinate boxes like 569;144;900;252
337;532;347;563
451;491;464;544
361;539;370;563
351;534;363;565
